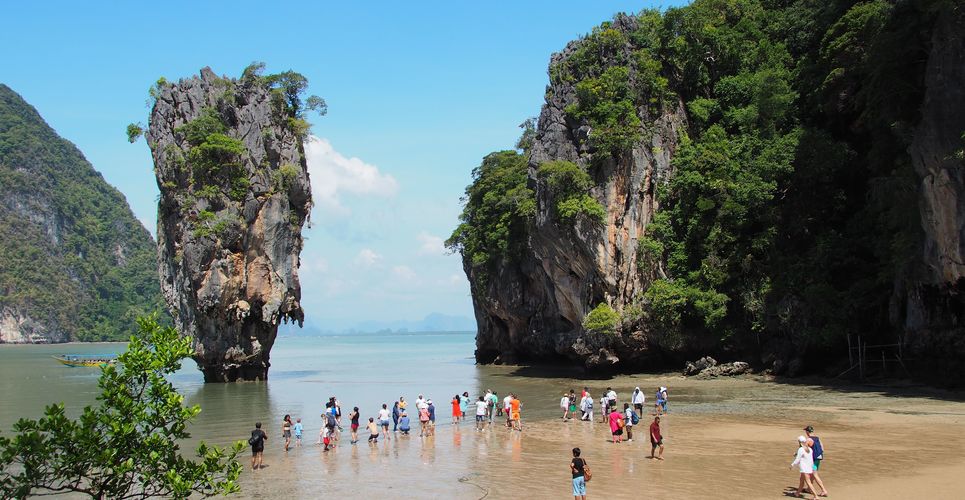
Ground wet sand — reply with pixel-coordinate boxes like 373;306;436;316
235;373;965;499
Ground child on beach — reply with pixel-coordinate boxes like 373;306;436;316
367;417;379;443
321;426;332;451
293;418;303;447
510;394;522;431
570;447;588;500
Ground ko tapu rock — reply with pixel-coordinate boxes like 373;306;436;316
141;66;319;382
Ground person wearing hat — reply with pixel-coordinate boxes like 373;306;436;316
803;425;829;497
632;387;645;412
790;435;818;499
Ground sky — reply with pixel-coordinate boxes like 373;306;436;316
2;0;688;330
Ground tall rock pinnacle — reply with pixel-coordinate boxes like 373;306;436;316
144;66;316;382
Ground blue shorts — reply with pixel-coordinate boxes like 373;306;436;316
572;476;586;496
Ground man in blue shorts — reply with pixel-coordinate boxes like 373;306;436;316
569;447;588;500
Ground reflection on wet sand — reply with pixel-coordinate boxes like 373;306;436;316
3;338;964;499
234;372;965;499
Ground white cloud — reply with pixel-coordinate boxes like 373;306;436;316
392;265;417;281
304;136;398;215
355;248;382;267
417;231;446;255
301;256;330;275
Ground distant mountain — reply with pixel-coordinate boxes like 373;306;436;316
0;84;163;342
279;313;477;335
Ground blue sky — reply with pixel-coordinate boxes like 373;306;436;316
3;0;687;329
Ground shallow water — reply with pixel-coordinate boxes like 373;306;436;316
2;333;965;499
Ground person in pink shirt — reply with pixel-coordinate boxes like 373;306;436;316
608;407;624;443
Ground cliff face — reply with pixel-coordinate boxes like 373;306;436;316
0;84;161;343
904;6;965;380
146;68;311;382
471;16;687;369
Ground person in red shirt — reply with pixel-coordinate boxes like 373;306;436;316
649;416;664;460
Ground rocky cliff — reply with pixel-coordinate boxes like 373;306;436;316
903;5;965;381
468;15;687;369
0;84;161;343
458;1;965;383
145;67;312;382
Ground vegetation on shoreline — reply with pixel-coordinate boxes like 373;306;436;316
0;315;242;498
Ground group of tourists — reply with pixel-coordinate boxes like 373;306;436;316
247;390;525;470
566;385;668;500
789;425;829;499
564;385;669;423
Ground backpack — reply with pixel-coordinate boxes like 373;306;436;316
618;416;625;428
583;460;592;482
630;411;640;425
248;431;263;446
326;412;337;428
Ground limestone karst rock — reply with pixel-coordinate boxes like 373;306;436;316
145;67;312;382
467;15;687;369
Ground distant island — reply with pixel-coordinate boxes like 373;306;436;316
279;313;477;335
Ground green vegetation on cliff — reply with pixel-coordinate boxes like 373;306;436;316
0;84;163;341
455;0;954;361
446;150;534;280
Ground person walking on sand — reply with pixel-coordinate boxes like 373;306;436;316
581;391;593;421
568;390;578;420
349;406;360;444
608;405;624;443
790;435;818;499
488;390;499;423
281;414;293;452
452;394;462;424
378;403;392;440
655;386;668;414
460;391;471;419
600;394;609;423
293;417;303;447
510;394;522;431
504;393;513;427
561;392;571;420
419;404;431;436
249;422;267;470
569;447;588;500
803;426;829;497
632;387;645;412
623;403;636;442
475;396;489;430
649;416;664;459
392;400;401;432
367;417;380;443
427;399;437;435
606;387;618;414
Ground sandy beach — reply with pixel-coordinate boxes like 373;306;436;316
232;373;965;499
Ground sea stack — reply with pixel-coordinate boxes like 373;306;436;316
145;67;312;382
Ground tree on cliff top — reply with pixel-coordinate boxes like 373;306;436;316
0;315;243;499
